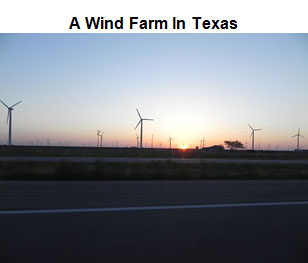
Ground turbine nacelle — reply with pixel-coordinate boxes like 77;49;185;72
248;124;262;137
248;123;262;132
0;100;22;110
292;128;305;139
135;109;154;129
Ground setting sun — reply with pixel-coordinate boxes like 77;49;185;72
180;144;188;150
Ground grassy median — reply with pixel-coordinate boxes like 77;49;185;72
1;161;308;180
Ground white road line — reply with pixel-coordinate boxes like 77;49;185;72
1;201;308;215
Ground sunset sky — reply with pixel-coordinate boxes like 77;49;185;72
0;34;307;149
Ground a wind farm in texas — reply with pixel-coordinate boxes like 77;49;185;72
0;100;306;152
1;99;308;180
1;33;308;180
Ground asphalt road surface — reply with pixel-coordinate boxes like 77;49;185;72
1;180;308;263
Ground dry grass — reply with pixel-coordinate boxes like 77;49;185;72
1;161;308;180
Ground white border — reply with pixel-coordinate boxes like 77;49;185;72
0;0;307;33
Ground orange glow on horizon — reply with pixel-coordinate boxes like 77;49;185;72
180;144;188;150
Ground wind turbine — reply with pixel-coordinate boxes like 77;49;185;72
151;134;154;148
97;130;101;147
248;124;262;151
200;137;206;149
0;100;22;146
292;128;305;151
135;134;140;148
168;135;174;149
134;109;153;148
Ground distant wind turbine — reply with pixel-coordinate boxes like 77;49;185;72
134;109;153;148
292;128;305;151
97;131;100;147
200;137;206;149
0;99;22;146
248;124;262;151
168;135;174;149
151;134;154;148
135;134;140;148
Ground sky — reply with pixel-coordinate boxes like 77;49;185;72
0;34;308;149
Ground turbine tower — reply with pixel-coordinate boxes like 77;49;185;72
0;100;22;146
134;109;153;148
248;124;262;151
168;135;174;149
100;131;104;147
292;128;305;151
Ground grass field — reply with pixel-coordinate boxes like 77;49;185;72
1;146;308;180
1;161;308;180
1;145;308;160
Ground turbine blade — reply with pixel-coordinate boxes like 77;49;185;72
134;120;141;130
300;135;305;139
0;100;9;109
255;129;262;131
11;101;22;108
248;124;253;130
292;135;298;137
6;110;10;124
136;109;142;119
143;118;154;121
250;132;253;138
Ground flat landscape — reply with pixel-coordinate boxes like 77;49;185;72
1;146;308;180
2;145;308;159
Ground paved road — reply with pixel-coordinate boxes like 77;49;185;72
1;156;308;164
1;181;308;263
